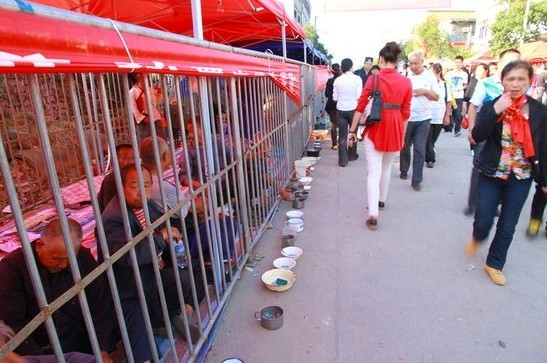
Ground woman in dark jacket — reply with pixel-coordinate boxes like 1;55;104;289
465;60;547;286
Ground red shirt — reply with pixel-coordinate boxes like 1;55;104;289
356;68;412;152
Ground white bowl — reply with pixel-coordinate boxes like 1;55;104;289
303;185;312;191
281;246;303;260
299;177;313;186
261;269;296;292
286;210;304;220
273;257;297;270
286;218;304;232
300;157;318;166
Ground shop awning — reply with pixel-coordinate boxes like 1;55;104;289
29;0;306;44
231;39;329;65
519;41;547;63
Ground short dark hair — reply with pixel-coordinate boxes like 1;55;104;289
455;55;464;61
116;144;132;153
501;60;533;82
121;163;152;186
41;218;83;245
341;58;353;73
475;63;490;77
331;63;340;72
499;48;521;60
378;42;401;64
371;65;381;72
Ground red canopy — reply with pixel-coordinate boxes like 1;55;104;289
0;7;301;104
30;0;306;44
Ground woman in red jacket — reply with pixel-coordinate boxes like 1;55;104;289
348;42;412;230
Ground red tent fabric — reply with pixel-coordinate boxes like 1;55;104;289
30;0;306;44
0;8;301;104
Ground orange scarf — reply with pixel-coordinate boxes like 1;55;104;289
497;95;535;157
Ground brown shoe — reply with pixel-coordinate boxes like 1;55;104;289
464;238;480;262
484;265;506;286
366;218;378;230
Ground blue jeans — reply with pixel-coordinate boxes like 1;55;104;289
473;173;532;270
399;119;430;184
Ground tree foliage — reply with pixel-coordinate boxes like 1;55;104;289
304;24;333;61
489;0;547;55
402;15;471;60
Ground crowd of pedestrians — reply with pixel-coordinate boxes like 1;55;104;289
325;42;547;286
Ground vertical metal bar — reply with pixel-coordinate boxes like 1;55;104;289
0;127;65;362
108;74;161;362
281;21;287;60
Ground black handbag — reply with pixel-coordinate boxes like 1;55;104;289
366;75;382;126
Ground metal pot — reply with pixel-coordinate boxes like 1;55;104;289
288;177;304;192
295;191;308;200
255;305;283;330
282;234;296;247
292;198;304;209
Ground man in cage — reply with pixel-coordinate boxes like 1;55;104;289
97;143;135;213
128;73;167;140
99;163;205;362
0;219;114;362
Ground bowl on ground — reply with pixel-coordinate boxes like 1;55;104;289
281;246;303;260
273;257;297;270
298;177;313;186
286;210;304;220
261;268;296;292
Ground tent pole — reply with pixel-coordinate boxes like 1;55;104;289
282;21;287;60
191;0;204;40
303;41;307;64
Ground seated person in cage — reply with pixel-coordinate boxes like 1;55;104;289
140;136;236;261
99;163;205;363
128;73;167;140
0;219;114;362
97;143;134;213
0;320;96;363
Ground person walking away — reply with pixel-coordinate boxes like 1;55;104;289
462;63;490;156
463;49;521;216
325;63;342;150
465;60;547;286
446;55;468;136
347;42;412;230
399;51;439;191
425;63;451;168
333;58;362;167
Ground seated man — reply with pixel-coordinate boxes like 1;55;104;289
0;320;95;363
139;136;235;261
99;163;205;362
0;219;113;362
97;143;134;213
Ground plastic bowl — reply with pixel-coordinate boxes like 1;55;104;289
300;157;318;166
281;246;303;260
286;210;304;220
303;185;312;191
273;257;297;270
261;269;296;292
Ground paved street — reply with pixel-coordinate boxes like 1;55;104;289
205;131;547;363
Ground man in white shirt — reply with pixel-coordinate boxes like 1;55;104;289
446;55;468;136
333;58;363;167
399;51;439;191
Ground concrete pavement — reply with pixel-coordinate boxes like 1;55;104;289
204;131;547;363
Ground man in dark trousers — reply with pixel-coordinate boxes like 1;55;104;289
100;163;205;362
0;218;114;362
325;63;342;150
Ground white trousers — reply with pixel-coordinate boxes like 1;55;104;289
363;135;397;218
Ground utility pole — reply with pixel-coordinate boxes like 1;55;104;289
521;0;532;44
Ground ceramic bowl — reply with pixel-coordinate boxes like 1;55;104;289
286;210;304;220
286;218;304;232
281;246;303;260
273;257;297;270
298;177;313;186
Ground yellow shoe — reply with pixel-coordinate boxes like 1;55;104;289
527;219;541;237
465;238;480;261
331;145;338;150
484;265;506;286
